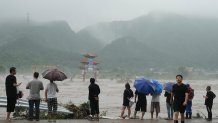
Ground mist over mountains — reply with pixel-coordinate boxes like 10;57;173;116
0;13;218;73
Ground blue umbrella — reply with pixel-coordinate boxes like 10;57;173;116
134;77;155;95
163;82;175;93
151;80;163;94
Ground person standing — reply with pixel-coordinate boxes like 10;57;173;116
45;80;59;122
171;75;188;123
133;90;147;120
120;83;133;119
164;91;173;120
5;67;21;121
26;72;44;121
150;93;161;119
203;86;216;121
185;84;194;119
88;78;100;120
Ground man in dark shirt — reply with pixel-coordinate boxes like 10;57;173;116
88;78;100;120
133;90;147;120
5;67;21;121
203;86;216;121
171;75;188;123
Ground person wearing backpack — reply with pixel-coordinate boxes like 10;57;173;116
185;84;194;119
203;86;216;121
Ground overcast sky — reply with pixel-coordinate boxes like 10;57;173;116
1;0;218;31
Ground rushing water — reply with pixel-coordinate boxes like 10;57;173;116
0;75;217;119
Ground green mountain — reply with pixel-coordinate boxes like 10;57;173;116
0;20;102;72
82;13;218;70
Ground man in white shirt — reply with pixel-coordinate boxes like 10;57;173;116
45;80;59;121
150;93;161;119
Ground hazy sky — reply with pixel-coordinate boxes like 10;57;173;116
1;0;218;31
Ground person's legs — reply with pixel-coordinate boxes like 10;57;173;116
150;102;154;119
95;100;99;120
173;102;180;123
35;100;40;120
120;106;126;118
47;98;53;121
180;105;186;123
206;105;212;120
28;100;34;120
6;97;16;120
134;102;140;118
156;102;160;118
52;98;58;121
90;100;95;118
170;104;174;119
166;103;171;119
181;113;185;123
127;106;131;118
141;112;145;120
174;112;179;123
189;101;192;119
185;101;192;119
140;102;146;120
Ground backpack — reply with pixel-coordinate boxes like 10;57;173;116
188;87;194;99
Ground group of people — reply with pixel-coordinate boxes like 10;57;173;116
5;67;216;123
5;67;59;122
119;75;216;123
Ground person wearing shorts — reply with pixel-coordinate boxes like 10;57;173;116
150;94;160;119
120;83;133;119
45;80;59;121
133;90;147;120
171;75;188;123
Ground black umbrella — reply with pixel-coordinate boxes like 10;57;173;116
42;68;67;81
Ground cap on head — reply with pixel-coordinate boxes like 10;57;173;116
90;78;95;84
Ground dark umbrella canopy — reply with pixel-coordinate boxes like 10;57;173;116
42;69;67;81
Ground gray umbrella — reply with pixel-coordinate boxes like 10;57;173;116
42;69;67;81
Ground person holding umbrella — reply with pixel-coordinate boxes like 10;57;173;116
133;90;147;120
42;68;67;122
45;80;59;122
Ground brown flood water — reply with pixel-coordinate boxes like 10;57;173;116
0;75;217;119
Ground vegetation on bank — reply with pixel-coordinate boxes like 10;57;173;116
13;102;93;119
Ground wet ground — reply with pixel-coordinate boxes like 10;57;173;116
0;119;217;123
